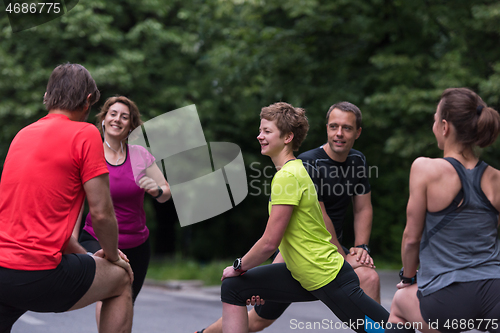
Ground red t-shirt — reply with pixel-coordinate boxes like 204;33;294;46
0;114;109;270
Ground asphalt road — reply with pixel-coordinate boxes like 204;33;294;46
12;270;400;333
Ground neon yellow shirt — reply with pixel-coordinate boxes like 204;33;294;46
269;159;344;291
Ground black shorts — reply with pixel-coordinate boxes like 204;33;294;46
79;229;150;302
418;279;500;333
0;253;95;332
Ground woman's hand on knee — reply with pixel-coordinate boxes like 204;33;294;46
222;266;243;281
246;296;265;306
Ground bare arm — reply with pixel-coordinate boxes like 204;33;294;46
83;174;120;262
222;204;293;280
350;192;375;266
139;163;171;203
401;158;428;280
352;192;373;247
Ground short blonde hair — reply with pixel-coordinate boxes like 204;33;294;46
260;102;309;151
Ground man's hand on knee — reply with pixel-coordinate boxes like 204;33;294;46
94;249;134;283
348;247;375;268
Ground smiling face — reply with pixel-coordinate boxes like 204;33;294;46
103;102;131;140
324;108;361;161
257;118;287;158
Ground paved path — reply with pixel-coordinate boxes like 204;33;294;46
12;270;400;333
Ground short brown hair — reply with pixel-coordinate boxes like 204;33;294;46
260;102;309;151
95;96;142;137
439;88;500;149
44;63;100;112
326;101;362;129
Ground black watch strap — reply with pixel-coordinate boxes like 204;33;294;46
355;244;370;254
153;186;163;199
399;268;417;285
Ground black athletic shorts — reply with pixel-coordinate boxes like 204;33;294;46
0;253;95;333
418;279;500;333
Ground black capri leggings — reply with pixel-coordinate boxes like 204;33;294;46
79;229;151;303
221;261;389;333
254;244;352;320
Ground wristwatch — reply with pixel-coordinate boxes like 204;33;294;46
399;268;417;285
355;244;370;254
233;258;246;272
153;186;163;199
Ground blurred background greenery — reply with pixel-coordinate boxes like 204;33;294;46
1;0;500;282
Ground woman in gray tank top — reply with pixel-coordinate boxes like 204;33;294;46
386;88;500;333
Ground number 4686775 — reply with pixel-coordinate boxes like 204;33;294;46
5;2;61;14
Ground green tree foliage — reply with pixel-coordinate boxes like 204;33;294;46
1;0;499;262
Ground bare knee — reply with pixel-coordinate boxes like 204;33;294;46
389;288;405;317
248;309;275;332
69;259;132;310
357;267;380;287
109;266;130;297
95;258;132;298
389;287;414;323
249;318;274;332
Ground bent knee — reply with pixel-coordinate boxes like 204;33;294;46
356;267;380;286
249;317;274;332
94;258;131;296
221;277;246;306
112;267;130;295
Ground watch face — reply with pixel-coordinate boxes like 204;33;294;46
357;244;370;253
233;258;241;270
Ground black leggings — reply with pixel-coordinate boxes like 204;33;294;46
254;245;353;320
221;261;389;333
79;230;150;303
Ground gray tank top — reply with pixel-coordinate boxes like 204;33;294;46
417;157;500;296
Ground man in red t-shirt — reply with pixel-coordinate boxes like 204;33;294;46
0;63;133;333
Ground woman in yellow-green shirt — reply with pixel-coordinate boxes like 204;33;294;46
220;102;389;333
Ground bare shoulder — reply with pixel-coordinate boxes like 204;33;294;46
481;165;500;212
410;157;451;181
482;165;500;193
483;165;500;183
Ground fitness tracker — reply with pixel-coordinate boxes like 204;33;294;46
399;267;417;285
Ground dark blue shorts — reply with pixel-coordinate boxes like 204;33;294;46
0;253;95;333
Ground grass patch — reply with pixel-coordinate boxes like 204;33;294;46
146;256;400;286
146;258;231;286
